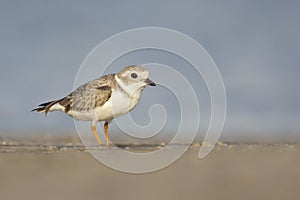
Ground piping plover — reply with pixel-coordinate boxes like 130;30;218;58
32;65;156;147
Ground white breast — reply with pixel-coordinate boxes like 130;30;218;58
110;89;140;117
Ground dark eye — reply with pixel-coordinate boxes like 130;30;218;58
131;73;138;79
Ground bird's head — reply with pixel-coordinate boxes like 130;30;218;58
116;65;156;94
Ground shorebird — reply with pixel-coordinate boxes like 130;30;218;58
32;65;156;147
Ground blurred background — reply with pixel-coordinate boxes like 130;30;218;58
1;1;300;200
0;0;299;143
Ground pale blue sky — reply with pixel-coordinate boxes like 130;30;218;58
0;0;299;141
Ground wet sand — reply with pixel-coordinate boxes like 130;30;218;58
0;143;299;200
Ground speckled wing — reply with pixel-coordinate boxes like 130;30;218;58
60;74;115;113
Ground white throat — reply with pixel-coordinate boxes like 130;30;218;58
111;75;144;116
115;75;143;98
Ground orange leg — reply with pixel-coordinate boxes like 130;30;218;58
104;121;110;147
90;124;101;146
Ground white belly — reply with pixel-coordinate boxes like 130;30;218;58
67;105;112;121
67;90;140;121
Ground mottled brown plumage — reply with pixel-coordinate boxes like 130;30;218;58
67;74;115;112
33;74;116;114
32;65;156;147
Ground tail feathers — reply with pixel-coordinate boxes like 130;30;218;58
31;100;60;116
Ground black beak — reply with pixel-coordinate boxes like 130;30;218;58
145;78;156;86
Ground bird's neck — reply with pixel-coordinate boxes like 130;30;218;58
114;75;144;99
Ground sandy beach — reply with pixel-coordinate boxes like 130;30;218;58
0;142;299;200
